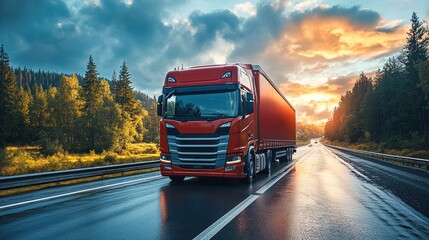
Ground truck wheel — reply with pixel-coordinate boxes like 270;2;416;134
264;150;272;174
243;154;254;184
169;176;185;182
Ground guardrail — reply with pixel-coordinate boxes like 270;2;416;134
0;160;160;190
325;144;429;170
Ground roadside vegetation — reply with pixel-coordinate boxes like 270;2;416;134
0;143;159;176
297;122;323;145
322;140;429;159
324;13;429;159
0;43;162;176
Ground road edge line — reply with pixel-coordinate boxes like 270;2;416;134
0;175;163;210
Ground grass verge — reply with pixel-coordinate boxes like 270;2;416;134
0;143;160;177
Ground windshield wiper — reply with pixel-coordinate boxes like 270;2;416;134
204;113;229;121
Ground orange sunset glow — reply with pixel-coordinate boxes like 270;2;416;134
2;0;428;126
259;7;412;125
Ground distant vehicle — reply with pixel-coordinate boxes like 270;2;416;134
308;144;313;147
314;141;318;144
157;63;296;183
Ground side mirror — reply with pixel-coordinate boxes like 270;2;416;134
156;95;163;117
246;92;254;115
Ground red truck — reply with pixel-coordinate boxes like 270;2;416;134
157;63;296;183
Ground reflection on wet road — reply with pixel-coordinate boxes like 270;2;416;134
1;144;428;239
216;145;429;239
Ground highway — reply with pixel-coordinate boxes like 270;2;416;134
1;144;428;239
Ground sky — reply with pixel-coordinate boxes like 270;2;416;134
1;0;428;125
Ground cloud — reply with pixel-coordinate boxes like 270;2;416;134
231;2;257;17
272;5;406;60
293;0;322;12
279;73;363;123
0;1;412;124
189;10;240;47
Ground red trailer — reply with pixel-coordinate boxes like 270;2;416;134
157;63;296;183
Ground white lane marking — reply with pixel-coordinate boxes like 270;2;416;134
195;147;316;239
323;145;370;181
193;195;259;240
0;175;163;210
295;146;317;165
256;167;294;195
257;148;315;195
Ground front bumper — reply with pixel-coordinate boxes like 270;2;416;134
160;162;245;179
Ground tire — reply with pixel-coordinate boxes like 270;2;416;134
243;153;254;184
169;176;185;182
264;150;272;174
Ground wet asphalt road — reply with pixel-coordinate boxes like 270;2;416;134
1;144;428;239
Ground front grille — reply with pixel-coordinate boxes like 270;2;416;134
167;134;229;169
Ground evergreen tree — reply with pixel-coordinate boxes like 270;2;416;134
117;61;137;116
81;55;102;151
325;13;429;153
111;70;119;102
0;44;20;148
401;12;429;143
402;12;428;71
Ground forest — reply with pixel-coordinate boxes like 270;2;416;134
0;48;160;156
324;13;429;158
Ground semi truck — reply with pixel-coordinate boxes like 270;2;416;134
156;63;296;183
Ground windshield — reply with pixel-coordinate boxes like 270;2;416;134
165;90;239;120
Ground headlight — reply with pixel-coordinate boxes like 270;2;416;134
226;155;241;165
160;154;171;164
166;123;175;128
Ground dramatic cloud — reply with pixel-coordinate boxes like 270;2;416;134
279;73;358;124
0;0;421;124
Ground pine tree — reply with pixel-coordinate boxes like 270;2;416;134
82;55;102;151
111;70;119;102
0;44;19;148
117;61;137;117
402;12;428;71
401;12;429;142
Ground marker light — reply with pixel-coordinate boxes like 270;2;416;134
167;76;176;82
221;71;232;79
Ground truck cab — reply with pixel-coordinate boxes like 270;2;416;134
157;63;295;183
